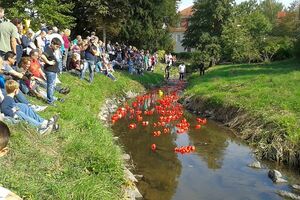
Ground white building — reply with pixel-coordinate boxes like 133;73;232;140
170;6;194;53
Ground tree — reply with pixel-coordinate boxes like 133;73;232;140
182;0;234;64
259;0;284;25
69;0;128;40
118;0;178;50
0;0;75;29
221;19;260;63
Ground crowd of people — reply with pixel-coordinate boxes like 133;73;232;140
0;5;190;198
0;6;163;132
0;6;164;198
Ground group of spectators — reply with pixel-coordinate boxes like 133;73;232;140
0;5;161;133
0;6;163;199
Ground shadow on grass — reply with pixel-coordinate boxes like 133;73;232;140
191;59;300;83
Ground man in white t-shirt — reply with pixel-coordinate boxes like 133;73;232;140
178;63;186;81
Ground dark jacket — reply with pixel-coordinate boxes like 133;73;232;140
1;96;15;117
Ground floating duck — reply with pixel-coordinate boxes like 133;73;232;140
158;90;164;97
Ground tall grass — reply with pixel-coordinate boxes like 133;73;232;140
0;69;164;199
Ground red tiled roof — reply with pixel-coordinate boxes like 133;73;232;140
169;27;186;32
277;11;286;19
180;6;193;17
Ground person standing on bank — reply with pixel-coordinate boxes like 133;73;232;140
178;63;186;81
199;62;205;76
0;7;18;58
41;38;62;105
165;61;172;80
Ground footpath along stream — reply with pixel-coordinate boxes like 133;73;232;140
111;80;300;200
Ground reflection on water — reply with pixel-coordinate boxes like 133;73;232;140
112;83;300;200
114;112;182;200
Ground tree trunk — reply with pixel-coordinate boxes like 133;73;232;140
103;26;107;44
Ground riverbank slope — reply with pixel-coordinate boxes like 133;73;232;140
183;59;300;166
0;70;164;199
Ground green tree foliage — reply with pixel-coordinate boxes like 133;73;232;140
118;0;178;50
68;0;128;38
182;0;234;64
259;0;284;25
0;0;75;29
221;0;296;63
221;20;260;63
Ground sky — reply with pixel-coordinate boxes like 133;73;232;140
178;0;295;10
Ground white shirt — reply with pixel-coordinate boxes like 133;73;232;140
35;36;46;50
179;64;186;73
47;33;64;46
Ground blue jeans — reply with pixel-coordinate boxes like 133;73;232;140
16;103;45;127
36;79;62;92
95;61;102;73
101;71;116;81
128;65;135;74
19;80;30;95
81;60;95;82
15;90;29;104
45;71;56;104
16;45;23;65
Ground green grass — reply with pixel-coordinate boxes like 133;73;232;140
186;59;300;142
0;69;164;199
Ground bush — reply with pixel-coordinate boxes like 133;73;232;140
172;52;193;61
157;50;166;62
186;63;199;73
293;38;300;59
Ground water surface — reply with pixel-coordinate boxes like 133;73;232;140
112;83;300;200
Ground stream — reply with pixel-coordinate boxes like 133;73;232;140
112;80;300;200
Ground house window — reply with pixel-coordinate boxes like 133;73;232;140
177;34;181;42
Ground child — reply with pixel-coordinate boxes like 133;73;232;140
0;121;23;200
69;53;82;71
0;80;58;134
19;57;47;100
178;63;186;81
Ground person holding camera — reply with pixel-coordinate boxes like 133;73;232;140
1;51;32;96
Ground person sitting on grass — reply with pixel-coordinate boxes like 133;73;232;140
19;57;51;101
0;80;58;134
69;52;82;72
100;60;117;81
29;49;70;95
0;56;47;112
2;51;29;95
0;121;23;200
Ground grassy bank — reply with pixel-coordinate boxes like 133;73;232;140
0;69;164;199
185;59;300;143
